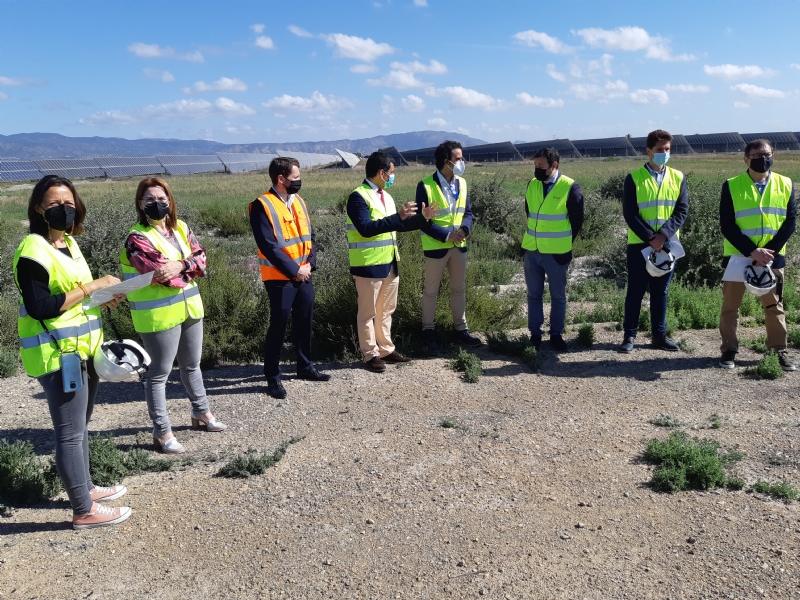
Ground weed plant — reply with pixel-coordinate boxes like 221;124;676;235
0;344;18;378
0;439;61;505
486;331;530;356
742;335;768;354
522;346;540;372
577;323;595;347
440;418;466;430
215;436;303;478
88;434;173;486
745;352;784;380
649;414;682;428
750;479;799;500
197;202;251;237
450;349;482;383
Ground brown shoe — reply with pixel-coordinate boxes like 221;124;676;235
73;503;132;530
366;356;386;373
90;485;127;502
382;351;411;364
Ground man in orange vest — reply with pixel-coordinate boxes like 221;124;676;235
249;157;330;399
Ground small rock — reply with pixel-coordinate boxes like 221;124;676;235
323;559;333;566
578;501;586;507
479;590;487;596
687;537;696;544
456;560;465;567
418;440;423;445
774;549;783;556
366;519;375;525
575;523;586;529
623;492;630;498
597;525;603;531
560;534;571;540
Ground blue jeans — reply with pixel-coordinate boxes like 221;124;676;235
523;250;570;336
623;244;674;339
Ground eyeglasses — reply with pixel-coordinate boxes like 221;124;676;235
747;153;773;159
143;195;169;203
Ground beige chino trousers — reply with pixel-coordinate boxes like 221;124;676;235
421;248;468;331
353;269;399;360
719;267;787;352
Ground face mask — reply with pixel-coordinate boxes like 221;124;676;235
383;173;395;188
43;204;76;232
534;167;550;182
285;179;302;195
144;202;170;221
451;160;466;176
749;156;773;174
652;152;670;166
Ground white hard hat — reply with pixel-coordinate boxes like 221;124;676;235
93;339;151;382
645;249;675;278
743;262;777;297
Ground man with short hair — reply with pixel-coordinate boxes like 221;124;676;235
718;139;797;370
522;147;584;351
620;129;689;353
347;151;424;373
415;140;481;353
249;157;329;400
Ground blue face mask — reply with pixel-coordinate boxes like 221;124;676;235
652;152;670;166
384;173;395;188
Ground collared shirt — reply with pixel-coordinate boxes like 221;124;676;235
436;170;459;206
270;186;295;210
644;162;665;186
752;172;771;196
364;178;385;207
542;170;561;197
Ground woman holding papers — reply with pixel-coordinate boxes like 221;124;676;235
121;177;226;454
13;175;131;529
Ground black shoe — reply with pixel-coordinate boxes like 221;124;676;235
530;335;542;351
297;368;331;382
366;356;387;373
719;350;736;369
652;336;679;351
454;329;482;347
778;350;797;372
266;380;287;399
549;334;568;353
382;351;412;364
422;329;439;353
619;336;635;353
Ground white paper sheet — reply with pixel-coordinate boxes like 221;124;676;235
722;255;754;283
86;272;154;308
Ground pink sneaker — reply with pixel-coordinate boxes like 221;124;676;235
73;504;132;530
90;485;127;502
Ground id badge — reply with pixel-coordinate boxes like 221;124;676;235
61;353;84;393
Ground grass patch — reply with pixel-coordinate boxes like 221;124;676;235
522;346;540;372
643;431;743;493
215;436;303;478
744;351;784;380
788;328;800;349
750;479;799;500
449;349;482;383
486;331;529;356
0;439;61;505
648;414;682;428
742;335;767;354
440;418;468;431
89;434;173;486
708;413;722;429
0;344;18;378
577;323;595;347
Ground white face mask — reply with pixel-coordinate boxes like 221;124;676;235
451;159;466;176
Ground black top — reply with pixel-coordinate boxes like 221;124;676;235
622;165;689;249
523;175;585;265
16;245;73;321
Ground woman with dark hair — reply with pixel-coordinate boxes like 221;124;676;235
120;177;225;454
13;174;130;529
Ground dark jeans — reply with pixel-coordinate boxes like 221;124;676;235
39;359;99;515
523;250;570;336
263;279;314;383
623;244;674;339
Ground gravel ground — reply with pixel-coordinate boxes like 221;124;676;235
1;325;799;599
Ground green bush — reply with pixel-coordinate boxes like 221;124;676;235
597;172;626;202
522;346;539;372
197;203;251;237
577;323;595;347
573;193;623;257
0;439;62;505
450;349;482;383
468;175;520;235
88;434;173;486
788;327;800;349
486;331;529;356
0;343;18;378
750;479;799;500
215;436;303;478
747;352;784;380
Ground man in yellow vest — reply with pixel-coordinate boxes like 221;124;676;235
249;157;329;399
416;140;481;353
620;129;688;353
347;151;423;372
719;139;797;370
522;147;584;351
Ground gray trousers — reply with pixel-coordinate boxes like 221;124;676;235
140;318;209;437
40;359;99;515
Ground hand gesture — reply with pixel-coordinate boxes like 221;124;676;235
153;260;184;284
421;203;437;221
294;263;312;282
448;230;466;244
750;247;775;267
398;201;418;220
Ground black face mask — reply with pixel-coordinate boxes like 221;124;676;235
749;156;774;174
285;179;302;195
534;167;550;182
144;202;170;221
43;205;76;232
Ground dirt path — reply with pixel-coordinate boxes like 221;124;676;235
1;326;799;599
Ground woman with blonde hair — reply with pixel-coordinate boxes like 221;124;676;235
121;177;226;454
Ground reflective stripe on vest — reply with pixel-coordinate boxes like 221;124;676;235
521;174;574;254
347;184;398;267
120;220;204;333
420;174;468;251
251;192;313;281
723;171;792;256
627;166;684;244
13;234;103;377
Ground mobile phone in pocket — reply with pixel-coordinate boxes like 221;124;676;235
61;353;84;393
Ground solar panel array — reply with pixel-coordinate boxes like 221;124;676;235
217;152;277;173
35;158;106;179
740;132;800;152
155;155;225;176
335;148;361;169
628;134;695;155
0;160;42;182
275;150;339;169
95;156;166;178
515;139;582;159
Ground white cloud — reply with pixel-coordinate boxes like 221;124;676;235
792;63;800;70
734;101;750;109
401;94;426;112
350;64;378;73
567;80;628;103
514;30;575;54
183;77;248;94
80;97;255;126
703;64;776;80
251;24;265;34
413;0;428;6
389;59;447;74
367;70;427;89
143;68;175;82
255;36;276;50
516;93;564;108
322;33;394;62
427;117;449;128
456;127;470;136
0;76;34;86
545;64;567;82
588;54;614;76
731;83;786;99
0;92;9;100
262;90;355;113
665;84;710;93
426;86;503;111
288;25;314;38
630;88;669;105
127;42;204;62
574;26;694;61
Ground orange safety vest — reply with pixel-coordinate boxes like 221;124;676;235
250;191;313;281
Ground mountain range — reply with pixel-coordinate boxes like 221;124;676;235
0;131;488;160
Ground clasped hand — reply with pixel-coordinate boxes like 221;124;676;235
648;232;668;252
153;260;184;283
294;263;312;282
750;247;774;267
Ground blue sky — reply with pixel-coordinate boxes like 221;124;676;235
1;0;799;145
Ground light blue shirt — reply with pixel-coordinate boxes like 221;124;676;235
753;172;771;196
645;162;665;186
436;170;459;204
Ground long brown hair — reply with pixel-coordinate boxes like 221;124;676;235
28;175;87;237
134;177;179;229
